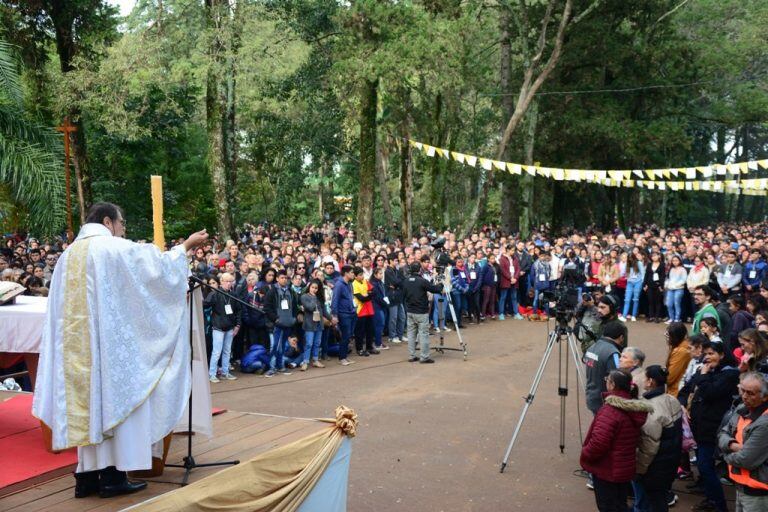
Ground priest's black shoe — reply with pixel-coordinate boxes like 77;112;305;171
74;470;100;498
99;479;147;498
98;466;147;498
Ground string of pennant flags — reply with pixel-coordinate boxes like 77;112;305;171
408;139;768;196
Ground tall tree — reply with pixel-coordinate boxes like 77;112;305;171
206;0;234;238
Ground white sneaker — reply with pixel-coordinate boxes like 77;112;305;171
442;327;451;332
629;316;637;322
390;338;402;344
664;319;672;325
618;315;627;322
222;373;237;381
209;376;220;383
339;358;355;366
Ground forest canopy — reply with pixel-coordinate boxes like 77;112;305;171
1;0;767;240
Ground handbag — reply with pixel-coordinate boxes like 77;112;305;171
681;412;696;452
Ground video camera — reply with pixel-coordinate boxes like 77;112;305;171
430;236;454;270
539;263;585;325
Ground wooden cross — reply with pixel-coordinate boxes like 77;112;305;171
55;117;77;242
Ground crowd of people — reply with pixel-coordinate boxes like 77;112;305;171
4;220;768;511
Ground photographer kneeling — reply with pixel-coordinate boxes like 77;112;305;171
402;262;445;364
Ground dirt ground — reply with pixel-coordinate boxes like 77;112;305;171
211;316;731;511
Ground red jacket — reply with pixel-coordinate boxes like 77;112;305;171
498;253;520;289
580;390;652;483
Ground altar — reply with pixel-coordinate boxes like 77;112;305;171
0;295;47;387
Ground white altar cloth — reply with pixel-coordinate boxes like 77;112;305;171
0;296;47;353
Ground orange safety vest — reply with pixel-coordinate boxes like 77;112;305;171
728;408;768;490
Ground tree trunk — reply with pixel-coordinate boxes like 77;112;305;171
462;0;574;238
499;3;515;232
356;78;378;243
376;136;394;231
713;127;727;219
48;0;92;217
428;93;444;226
400;138;413;241
734;125;748;221
518;100;539;239
206;0;234;238
318;159;325;221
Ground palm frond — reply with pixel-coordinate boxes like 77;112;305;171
0;131;66;235
0;40;23;107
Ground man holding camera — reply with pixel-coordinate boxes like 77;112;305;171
402;262;445;364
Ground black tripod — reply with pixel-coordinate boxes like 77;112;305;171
499;313;586;473
166;276;253;485
433;268;469;360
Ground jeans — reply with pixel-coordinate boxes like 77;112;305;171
388;303;406;340
665;288;684;322
209;328;234;378
498;288;509;317
593;475;629;512
302;329;322;364
451;291;466;326
697;442;727;511
337;314;356;360
270;326;291;370
373;308;386;347
505;286;519;316
532;286;550;315
407;312;430;361
432;294;447;329
622;279;643;318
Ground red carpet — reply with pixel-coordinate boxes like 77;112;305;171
0;393;77;493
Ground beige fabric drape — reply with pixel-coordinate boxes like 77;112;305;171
128;406;357;512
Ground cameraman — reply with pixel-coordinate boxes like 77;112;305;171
575;292;600;352
595;294;629;346
402;262;445;364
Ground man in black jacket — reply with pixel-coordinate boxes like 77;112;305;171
263;270;299;377
402;262;444;364
385;255;405;344
515;242;533;307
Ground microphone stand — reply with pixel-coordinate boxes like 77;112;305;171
166;275;257;485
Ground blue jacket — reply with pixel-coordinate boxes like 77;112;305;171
480;262;497;287
451;266;470;293
371;277;388;310
743;260;766;288
241;344;270;373
466;262;482;293
331;277;356;316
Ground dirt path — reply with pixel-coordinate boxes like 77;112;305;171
211;317;716;511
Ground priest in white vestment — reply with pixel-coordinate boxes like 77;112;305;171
32;202;208;499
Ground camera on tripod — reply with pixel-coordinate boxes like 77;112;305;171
539;265;584;323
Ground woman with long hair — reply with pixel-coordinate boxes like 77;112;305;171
664;255;687;324
299;279;330;371
736;328;768;374
621;252;645;322
644;252;666;323
665;322;691;397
